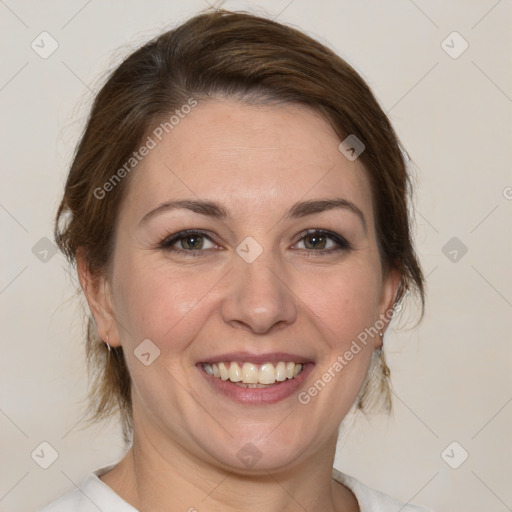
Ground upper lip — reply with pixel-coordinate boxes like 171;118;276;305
199;352;314;365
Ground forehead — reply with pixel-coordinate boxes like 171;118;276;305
124;99;374;223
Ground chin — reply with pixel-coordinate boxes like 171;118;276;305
194;425;316;475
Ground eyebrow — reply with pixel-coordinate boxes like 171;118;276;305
287;198;367;233
139;197;367;232
140;199;228;225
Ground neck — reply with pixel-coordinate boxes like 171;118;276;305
100;423;358;512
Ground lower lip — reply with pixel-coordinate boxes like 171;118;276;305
198;363;314;405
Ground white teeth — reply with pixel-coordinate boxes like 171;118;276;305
218;362;229;381
258;363;276;384
236;382;270;388
242;362;259;384
286;362;295;379
228;362;242;382
275;361;287;382
204;361;304;385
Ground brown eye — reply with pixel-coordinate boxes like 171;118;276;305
180;234;205;250
160;231;217;252
303;233;328;250
294;230;351;252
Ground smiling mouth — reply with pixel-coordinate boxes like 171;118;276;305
202;361;304;388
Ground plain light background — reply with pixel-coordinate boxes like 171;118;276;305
1;1;511;511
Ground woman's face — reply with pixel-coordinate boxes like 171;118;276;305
98;98;398;471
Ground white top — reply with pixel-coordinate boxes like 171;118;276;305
40;465;434;512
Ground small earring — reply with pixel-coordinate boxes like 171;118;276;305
106;335;111;352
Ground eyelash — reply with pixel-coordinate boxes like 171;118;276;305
158;229;351;256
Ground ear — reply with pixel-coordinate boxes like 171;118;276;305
76;251;121;347
375;265;401;349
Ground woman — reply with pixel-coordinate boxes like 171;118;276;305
42;9;433;512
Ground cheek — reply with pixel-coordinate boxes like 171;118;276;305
112;255;221;355
297;262;382;345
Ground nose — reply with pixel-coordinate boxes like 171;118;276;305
220;250;298;335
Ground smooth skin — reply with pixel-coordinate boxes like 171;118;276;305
78;98;400;512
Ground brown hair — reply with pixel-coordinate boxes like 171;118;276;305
55;9;424;442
